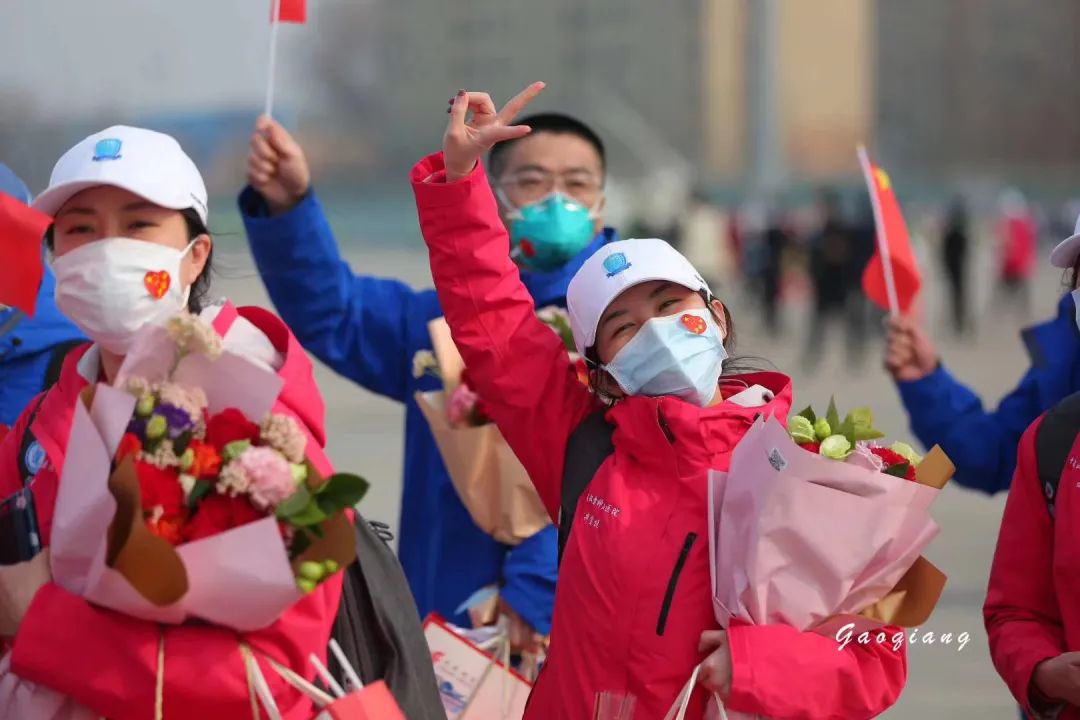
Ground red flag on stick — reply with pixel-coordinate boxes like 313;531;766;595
858;146;921;315
273;0;307;24
0;192;50;317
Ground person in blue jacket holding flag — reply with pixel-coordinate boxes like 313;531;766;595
0;163;85;428
885;214;1080;495
239;107;616;645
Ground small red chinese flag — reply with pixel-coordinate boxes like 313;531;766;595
0;192;50;317
858;148;921;315
273;0;307;23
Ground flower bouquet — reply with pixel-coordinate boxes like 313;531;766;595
670;398;954;720
48;311;365;631
412;311;582;546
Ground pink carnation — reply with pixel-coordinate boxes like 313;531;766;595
448;383;480;427
846;442;885;473
234;446;297;511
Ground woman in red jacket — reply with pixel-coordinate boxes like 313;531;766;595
0;126;340;719
985;394;1080;719
412;83;906;719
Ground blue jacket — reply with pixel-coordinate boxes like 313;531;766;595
0;268;86;426
240;187;616;632
897;292;1080;494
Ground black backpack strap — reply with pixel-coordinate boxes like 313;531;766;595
1034;392;1080;519
17;393;49;486
43;340;85;390
558;409;615;565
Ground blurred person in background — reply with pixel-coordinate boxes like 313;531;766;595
994;188;1038;320
678;185;732;291
240;111;618;650
760;204;791;337
0;163;84;429
884;213;1080;494
804;188;863;370
942;197;972;337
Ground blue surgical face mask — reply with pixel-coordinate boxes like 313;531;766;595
602;308;728;407
499;191;599;272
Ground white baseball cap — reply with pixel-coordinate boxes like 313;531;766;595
566;238;712;356
33;126;208;224
1050;213;1080;269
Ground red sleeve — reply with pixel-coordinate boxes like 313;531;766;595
11;575;341;720
726;623;906;719
984;418;1064;710
410;152;600;518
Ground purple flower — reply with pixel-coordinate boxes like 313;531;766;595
127;417;148;441
157;404;196;439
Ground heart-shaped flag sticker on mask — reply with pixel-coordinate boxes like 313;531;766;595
680;313;707;335
144;270;171;300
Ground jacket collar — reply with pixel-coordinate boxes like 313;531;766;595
608;371;793;476
520;227;618;306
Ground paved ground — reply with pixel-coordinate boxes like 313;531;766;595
216;237;1061;719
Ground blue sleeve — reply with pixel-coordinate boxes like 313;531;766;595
897;364;1043;495
498;524;558;636
240;187;418;402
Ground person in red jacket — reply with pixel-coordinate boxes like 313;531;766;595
985;394;1080;719
0;126;340;719
411;83;906;719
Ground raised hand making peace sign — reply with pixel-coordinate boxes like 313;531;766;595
443;82;546;182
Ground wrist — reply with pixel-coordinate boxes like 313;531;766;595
1031;660;1060;706
266;189;308;217
445;160;478;184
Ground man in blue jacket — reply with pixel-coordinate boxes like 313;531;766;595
239;111;615;643
885;214;1080;495
0;163;85;427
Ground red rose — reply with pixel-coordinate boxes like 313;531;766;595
205;408;260;453
116;433;143;464
799;442;821;454
135;461;185;519
458;369;491;425
183;494;266;543
869;447;917;481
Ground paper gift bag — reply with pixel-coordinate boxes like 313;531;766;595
314;681;404;720
424;614;531;720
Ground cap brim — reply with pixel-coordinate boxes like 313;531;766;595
1050;234;1080;269
582;274;711;351
32;179;199;221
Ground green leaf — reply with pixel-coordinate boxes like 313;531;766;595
314;473;370;510
187;480;214;509
309;523;325;539
796;405;817;424
173;431;193;456
286;501;329;527
854;427;886;441
883;462;910;479
825;397;841;433
276;485;313;519
838;414;857;446
289;528;312;559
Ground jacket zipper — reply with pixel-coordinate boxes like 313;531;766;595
656;532;698;636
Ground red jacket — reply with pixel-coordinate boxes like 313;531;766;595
411;153;906;719
0;306;342;720
985;418;1080;718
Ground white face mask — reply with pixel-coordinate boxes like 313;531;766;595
53;237;195;354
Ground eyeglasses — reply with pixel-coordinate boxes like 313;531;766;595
497;169;603;206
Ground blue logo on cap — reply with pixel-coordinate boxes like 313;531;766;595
92;138;122;162
24;440;46;476
603;252;631;278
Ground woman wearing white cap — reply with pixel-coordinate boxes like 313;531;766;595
885;214;1080;496
411;84;906;719
0;127;340;718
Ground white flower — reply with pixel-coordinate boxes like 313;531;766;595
179;473;197;502
412;350;439;379
166;313;223;360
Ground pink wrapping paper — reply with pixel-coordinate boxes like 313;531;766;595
49;337;304;632
709;416;942;632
